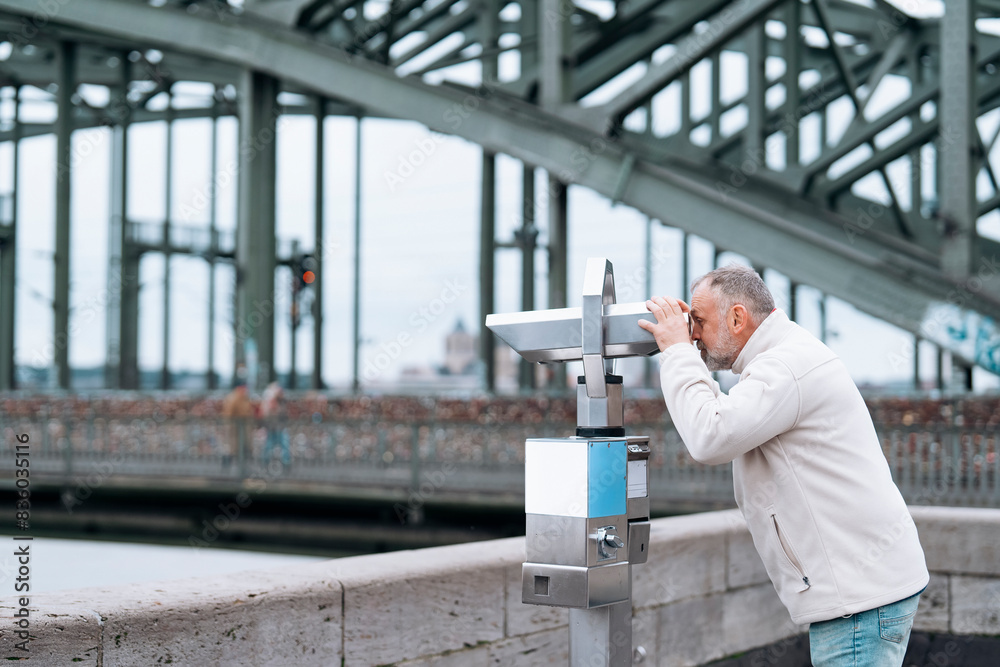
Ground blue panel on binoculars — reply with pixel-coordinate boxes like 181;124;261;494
588;440;627;518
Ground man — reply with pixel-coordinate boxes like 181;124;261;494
221;382;254;468
261;381;291;466
637;264;927;667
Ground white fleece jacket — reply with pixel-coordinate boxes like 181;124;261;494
658;309;928;625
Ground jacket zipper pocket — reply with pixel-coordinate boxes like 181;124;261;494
770;512;811;591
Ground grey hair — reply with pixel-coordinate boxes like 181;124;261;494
691;264;775;325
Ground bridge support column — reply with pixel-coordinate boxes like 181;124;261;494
161;88;174;390
236;70;279;391
710;50;722;143
481;153;497;392
312;96;326;390
519;0;537;75
351;117;363;394
54;41;75;390
519;164;537;392
120;247;141;389
547;178;567;391
0;86;19;391
106;55;131;389
939;0;976;279
540;0;570;392
207;92;220;391
481;1;499;393
745;21;766;156
782;0;801;168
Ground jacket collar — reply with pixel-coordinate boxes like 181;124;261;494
731;309;790;375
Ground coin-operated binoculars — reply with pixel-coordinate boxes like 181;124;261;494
486;258;659;666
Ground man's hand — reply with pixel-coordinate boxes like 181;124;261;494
638;296;692;352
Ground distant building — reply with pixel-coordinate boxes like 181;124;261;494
442;319;478;376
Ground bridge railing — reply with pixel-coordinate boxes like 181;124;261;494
1;411;997;509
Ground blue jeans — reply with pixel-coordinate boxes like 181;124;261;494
809;591;921;666
263;428;290;465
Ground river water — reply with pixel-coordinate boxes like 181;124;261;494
0;536;326;594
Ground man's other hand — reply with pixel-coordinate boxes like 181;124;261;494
638;296;692;352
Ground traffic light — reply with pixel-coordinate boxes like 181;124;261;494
300;254;317;288
290;253;316;295
290;253;317;329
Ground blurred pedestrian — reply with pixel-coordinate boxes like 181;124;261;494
221;382;254;469
261;382;290;466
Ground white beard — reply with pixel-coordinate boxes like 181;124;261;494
699;327;740;371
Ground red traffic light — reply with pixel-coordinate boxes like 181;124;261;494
302;270;316;285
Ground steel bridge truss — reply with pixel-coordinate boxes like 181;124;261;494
0;0;998;390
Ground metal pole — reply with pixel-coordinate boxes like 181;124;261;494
312;96;326;389
162;87;174;390
909;51;923;220
518;0;537;397
481;152;496;392
819;292;827;345
54;41;75;390
643;216;653;389
207;91;219;390
352;116;363;394
642;95;655;389
520;0;538;73
936;347;945;392
913;335;920;391
106;54;131;389
0;86;20;390
547;178;567;391
539;0;570;111
783;1;800;168
746;23;764;157
290;239;299;390
710;50;722;143
569;601;633;667
540;0;569;393
819;101;828;149
481;0;498;393
680;71;691;139
789;281;798;322
681;231;690;302
519;163;536;391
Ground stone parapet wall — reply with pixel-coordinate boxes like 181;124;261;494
1;507;997;666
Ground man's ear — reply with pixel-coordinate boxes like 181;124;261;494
730;304;750;335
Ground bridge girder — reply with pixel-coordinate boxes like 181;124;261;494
0;0;998;378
